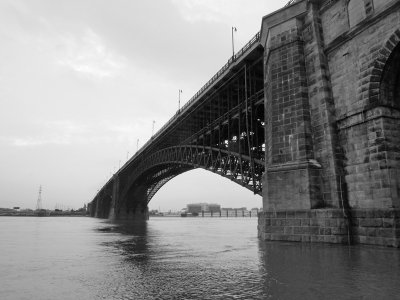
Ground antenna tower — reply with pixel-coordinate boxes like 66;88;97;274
36;185;43;210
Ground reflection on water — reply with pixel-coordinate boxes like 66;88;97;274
0;217;399;300
259;242;400;299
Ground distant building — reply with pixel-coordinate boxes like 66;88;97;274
187;203;202;214
207;203;221;213
187;203;221;213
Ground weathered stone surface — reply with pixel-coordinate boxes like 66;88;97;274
260;0;400;246
258;208;400;247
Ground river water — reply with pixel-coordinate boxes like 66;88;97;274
0;216;399;300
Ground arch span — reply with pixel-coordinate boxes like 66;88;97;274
120;145;264;204
368;29;400;106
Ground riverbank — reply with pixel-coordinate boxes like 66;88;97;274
0;208;88;217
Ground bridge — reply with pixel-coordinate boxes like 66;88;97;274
89;0;400;247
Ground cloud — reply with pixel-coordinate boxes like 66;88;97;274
0;2;125;81
6;120;148;147
56;28;125;80
171;0;235;23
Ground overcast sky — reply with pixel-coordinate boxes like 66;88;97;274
0;0;290;211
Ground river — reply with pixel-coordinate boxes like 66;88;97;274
0;216;399;299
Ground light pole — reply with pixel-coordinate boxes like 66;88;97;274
231;26;237;59
152;120;155;136
136;139;139;152
178;89;182;111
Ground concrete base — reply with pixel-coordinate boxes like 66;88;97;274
258;209;400;248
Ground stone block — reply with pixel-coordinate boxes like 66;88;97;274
263;233;272;241
331;226;348;235
324;236;335;243
293;226;306;234
295;210;311;218
310;218;320;226
315;210;328;219
359;218;383;227
287;218;302;226
270;226;284;234
310;235;325;243
276;211;287;218
378;228;395;238
331;209;346;218
286;211;296;218
262;211;274;218
383;238;398;247
382;218;394;228
325;218;338;227
365;236;384;246
337;235;351;244
287;235;302;242
359;235;368;244
284;227;294;235
354;226;368;236
270;234;286;241
322;227;332;235
315;217;326;226
264;225;272;233
366;228;378;237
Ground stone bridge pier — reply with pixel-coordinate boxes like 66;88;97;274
258;0;400;247
89;175;149;222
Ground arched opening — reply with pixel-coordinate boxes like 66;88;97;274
149;168;262;213
375;39;400;208
380;42;400;108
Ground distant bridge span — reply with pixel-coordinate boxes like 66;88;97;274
90;0;400;247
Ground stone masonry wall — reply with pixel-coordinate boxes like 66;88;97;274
259;0;400;246
258;209;400;247
325;0;400;209
303;2;344;208
263;14;322;211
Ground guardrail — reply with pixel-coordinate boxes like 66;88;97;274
119;31;261;173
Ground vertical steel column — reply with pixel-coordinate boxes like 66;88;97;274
237;78;243;183
227;86;232;175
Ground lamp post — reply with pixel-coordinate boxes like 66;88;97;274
178;89;182;111
152;120;155;136
231;26;237;58
137;139;139;152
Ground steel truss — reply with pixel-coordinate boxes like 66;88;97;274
94;34;266;214
140;145;264;202
118;61;265;205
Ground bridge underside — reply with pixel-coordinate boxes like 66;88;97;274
90;37;265;221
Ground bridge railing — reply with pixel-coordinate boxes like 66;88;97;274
180;31;261;114
120;31;261;173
